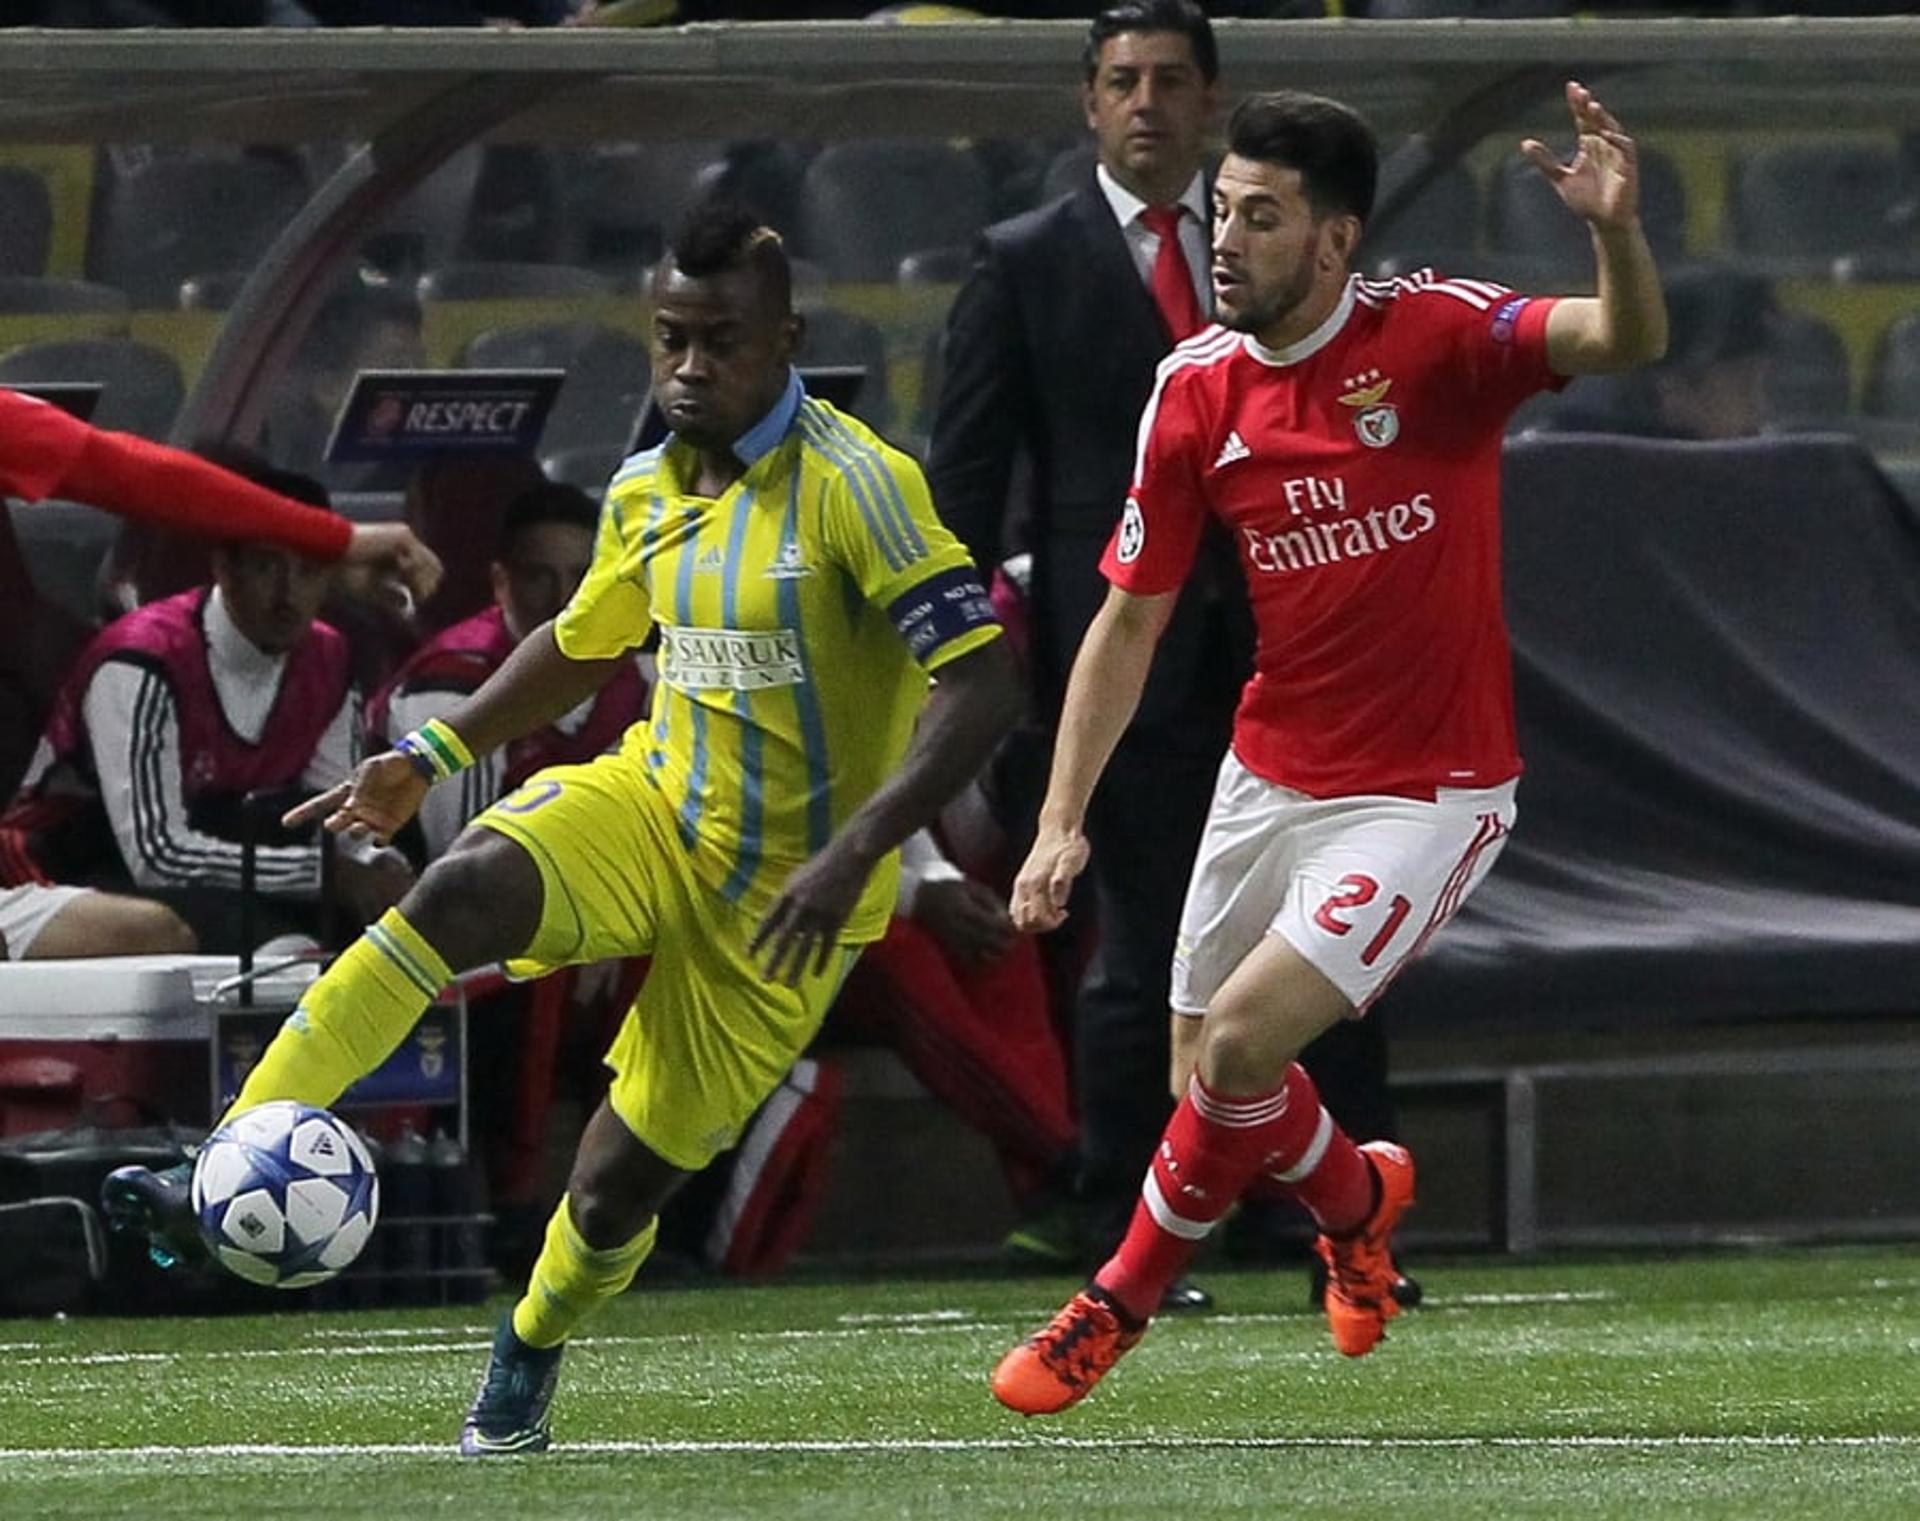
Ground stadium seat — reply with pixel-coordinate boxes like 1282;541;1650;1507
795;305;892;433
1867;311;1920;420
417;262;615;303
1040;144;1097;204
0;337;184;441
86;150;310;309
460;145;566;266
176;271;247;312
541;443;626;495
1364;160;1480;276
459;320;651;457
1730;142;1916;274
363;145;483;281
690;141;814;250
1488;146;1686;276
0;165;52;279
0;276;130;319
6;498;117;630
559;139;727;276
799;142;993;284
1765;310;1853;428
896;245;971;285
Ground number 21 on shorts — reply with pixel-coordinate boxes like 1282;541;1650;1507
1312;874;1413;968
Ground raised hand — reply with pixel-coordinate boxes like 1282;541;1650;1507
282;751;429;846
1521;80;1640;232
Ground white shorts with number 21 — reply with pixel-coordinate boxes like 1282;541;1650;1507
1170;751;1516;1018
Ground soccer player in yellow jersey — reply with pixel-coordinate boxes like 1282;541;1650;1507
103;200;1021;1456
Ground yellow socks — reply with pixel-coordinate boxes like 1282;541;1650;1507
512;1196;658;1349
226;908;451;1121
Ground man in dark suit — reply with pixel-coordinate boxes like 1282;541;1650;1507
927;1;1242;1306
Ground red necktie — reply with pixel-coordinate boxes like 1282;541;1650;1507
1140;204;1204;342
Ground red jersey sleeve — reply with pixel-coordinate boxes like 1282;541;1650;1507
1099;362;1210;596
1439;283;1566;420
61;429;350;561
0;389;91;503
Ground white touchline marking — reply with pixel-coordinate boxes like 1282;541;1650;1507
1;1435;1917;1462
307;1326;493;1339
8;1322;1024;1369
835;1310;975;1324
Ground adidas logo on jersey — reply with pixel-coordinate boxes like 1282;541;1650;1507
694;545;726;575
1214;430;1251;470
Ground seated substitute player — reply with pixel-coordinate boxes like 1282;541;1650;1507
0;462;415;952
991;83;1668;1415
105;200;1021;1455
365;479;649;862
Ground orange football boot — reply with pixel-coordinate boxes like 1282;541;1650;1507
991;1286;1146;1415
1312;1140;1416;1358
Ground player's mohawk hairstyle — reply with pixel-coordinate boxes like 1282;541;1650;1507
667;196;793;313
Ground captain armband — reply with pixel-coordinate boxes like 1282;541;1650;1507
887;566;1000;663
394;717;475;783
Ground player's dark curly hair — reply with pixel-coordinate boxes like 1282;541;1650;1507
1227;91;1378;224
1084;0;1218;84
665;197;793;314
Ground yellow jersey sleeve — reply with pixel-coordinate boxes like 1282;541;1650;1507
554;481;655;661
818;435;1002;675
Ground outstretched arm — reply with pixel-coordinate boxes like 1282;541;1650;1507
752;634;1023;985
1526;80;1669;376
1009;582;1178;934
44;421;442;606
284;622;625;841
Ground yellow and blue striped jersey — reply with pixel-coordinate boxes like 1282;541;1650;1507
553;374;1002;942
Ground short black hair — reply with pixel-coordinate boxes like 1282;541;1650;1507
1084;0;1219;85
664;197;793;314
1226;91;1378;224
499;481;598;559
193;441;333;513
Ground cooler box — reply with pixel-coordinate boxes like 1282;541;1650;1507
0;956;217;1135
0;955;470;1138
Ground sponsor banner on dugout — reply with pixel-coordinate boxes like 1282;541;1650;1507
325;368;563;462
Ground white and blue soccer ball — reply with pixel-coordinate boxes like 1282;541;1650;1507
191;1100;380;1289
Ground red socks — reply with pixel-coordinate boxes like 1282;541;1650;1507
1094;1063;1374;1322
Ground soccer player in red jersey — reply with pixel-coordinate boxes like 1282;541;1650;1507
992;82;1668;1415
0;388;441;606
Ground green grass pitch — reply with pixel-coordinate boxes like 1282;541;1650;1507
2;1247;1916;1520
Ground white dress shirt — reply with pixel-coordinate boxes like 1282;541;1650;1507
1095;162;1211;318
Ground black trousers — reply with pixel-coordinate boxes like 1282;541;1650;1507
1073;721;1227;1255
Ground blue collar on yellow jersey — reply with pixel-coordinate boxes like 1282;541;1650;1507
731;366;804;467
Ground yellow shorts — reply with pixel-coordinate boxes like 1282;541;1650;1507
474;749;858;1172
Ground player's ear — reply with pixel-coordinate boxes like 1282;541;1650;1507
1322;214;1361;271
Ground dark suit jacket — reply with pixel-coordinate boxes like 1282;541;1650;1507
927;181;1246;730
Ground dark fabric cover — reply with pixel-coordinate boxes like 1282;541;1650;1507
1391;432;1920;1028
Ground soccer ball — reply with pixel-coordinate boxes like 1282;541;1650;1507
191;1101;380;1289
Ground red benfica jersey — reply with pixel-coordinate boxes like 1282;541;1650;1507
1102;272;1562;800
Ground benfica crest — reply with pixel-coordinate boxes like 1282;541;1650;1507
1338;369;1399;449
